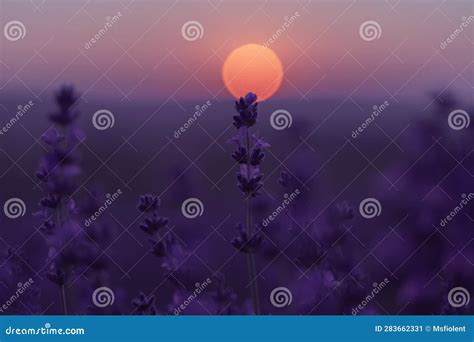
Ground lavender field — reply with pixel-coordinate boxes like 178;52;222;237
0;0;473;316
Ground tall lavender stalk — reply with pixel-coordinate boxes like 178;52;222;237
230;92;265;314
35;85;84;314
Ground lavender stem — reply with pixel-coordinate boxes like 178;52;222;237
245;128;261;315
60;284;68;315
55;203;68;315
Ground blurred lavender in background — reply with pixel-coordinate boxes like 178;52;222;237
0;0;473;315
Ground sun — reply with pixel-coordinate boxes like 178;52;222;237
222;44;283;101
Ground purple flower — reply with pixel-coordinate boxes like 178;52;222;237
244;92;257;105
132;292;157;315
46;267;67;286
334;201;355;221
233;93;259;129
40;218;56;235
49;85;80;126
251;134;270;149
137;194;188;273
278;171;291;188
232;146;248;164
250;147;264;166
237;173;263;197
39;193;61;209
149;237;168;258
231;223;263;253
41;128;64;146
140;212;169;235
137;194;161;213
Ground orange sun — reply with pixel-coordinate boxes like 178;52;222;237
222;44;283;101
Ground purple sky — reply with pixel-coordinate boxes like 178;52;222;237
0;0;472;103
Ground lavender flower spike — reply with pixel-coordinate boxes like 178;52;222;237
230;92;266;314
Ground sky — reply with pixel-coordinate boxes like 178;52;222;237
0;0;472;104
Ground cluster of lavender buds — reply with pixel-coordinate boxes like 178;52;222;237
230;93;266;198
132;292;158;315
136;194;186;272
231;223;263;253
